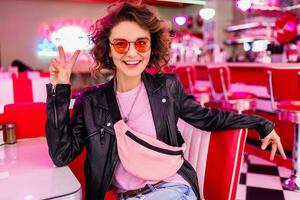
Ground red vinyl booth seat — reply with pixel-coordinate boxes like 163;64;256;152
0;103;247;200
178;119;247;200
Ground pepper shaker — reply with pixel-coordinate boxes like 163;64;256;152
5;123;17;144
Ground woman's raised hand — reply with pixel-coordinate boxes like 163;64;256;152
49;46;80;85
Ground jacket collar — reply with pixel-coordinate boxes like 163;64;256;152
141;72;164;96
98;71;163;110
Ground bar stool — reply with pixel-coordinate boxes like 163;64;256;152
207;66;256;114
266;67;300;191
174;65;211;107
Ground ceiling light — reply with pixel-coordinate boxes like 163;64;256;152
199;8;215;21
237;0;253;11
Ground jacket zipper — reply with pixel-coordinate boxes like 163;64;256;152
84;129;101;140
100;128;105;144
125;131;183;155
84;125;113;141
52;85;58;129
102;125;114;135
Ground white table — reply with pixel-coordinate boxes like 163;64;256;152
0;137;81;200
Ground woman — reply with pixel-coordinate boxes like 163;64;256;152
46;2;286;200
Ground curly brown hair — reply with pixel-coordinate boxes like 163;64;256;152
90;2;171;74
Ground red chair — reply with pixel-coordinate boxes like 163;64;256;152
177;119;247;200
207;66;256;114
174;66;211;107
265;67;300;191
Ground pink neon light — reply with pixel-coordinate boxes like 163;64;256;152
174;16;187;26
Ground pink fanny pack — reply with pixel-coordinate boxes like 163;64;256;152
106;82;185;181
114;120;185;181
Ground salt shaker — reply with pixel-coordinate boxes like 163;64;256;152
0;125;4;145
5;123;17;144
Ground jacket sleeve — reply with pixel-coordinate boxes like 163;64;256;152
46;84;86;167
173;77;274;139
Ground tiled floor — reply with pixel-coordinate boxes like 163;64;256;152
237;155;300;200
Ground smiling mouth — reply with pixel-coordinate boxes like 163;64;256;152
123;60;141;65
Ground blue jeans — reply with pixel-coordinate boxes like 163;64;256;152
119;182;197;200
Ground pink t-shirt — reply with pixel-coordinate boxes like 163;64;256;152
112;82;190;194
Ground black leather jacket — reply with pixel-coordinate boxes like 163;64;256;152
46;72;274;200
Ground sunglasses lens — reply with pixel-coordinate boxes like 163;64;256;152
113;39;129;54
111;38;150;54
135;39;150;53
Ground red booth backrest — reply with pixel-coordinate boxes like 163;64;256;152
1;103;46;139
12;78;33;103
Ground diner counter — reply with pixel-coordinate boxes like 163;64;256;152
0;137;81;200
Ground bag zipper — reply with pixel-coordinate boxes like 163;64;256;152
52;85;58;129
125;130;183;155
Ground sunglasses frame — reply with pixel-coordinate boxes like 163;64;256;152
109;38;151;54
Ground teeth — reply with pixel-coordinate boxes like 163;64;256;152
124;61;140;65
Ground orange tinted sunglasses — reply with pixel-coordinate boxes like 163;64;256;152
109;38;151;54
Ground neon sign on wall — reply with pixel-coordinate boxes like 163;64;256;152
37;19;93;62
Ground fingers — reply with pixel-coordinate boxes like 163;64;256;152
58;46;66;63
50;58;59;74
50;58;59;67
277;139;287;160
261;133;287;160
70;50;80;66
261;137;270;150
270;143;277;160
